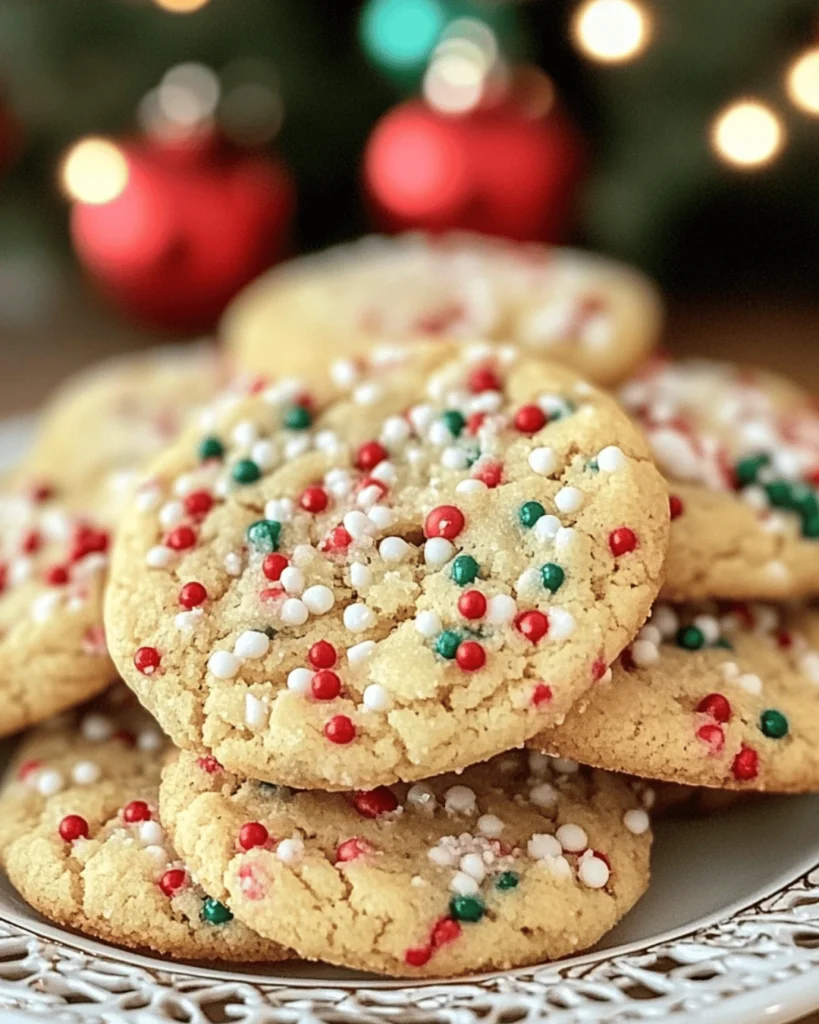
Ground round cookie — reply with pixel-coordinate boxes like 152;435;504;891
0;486;115;737
530;602;819;792
15;344;222;516
0;694;286;962
622;358;819;599
106;344;669;789
224;232;663;389
159;747;652;978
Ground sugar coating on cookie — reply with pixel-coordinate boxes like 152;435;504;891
532;601;819;792
160;748;652;977
107;344;669;789
622;358;819;599
0;695;286;962
0;487;115;737
224;232;663;389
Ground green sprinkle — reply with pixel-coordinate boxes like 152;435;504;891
201;898;233;925
540;562;565;592
714;637;734;650
451;555;479;586
283;404;311;430
586;457;599;472
436;630;461;659
198;436;224;461
247;519;281;553
760;708;788;739
803;511;819;538
442;410;466;437
518;501;545;528
764;480;794;509
232;459;261;485
734;453;770;488
495;871;519;891
676;625;705;651
449;895;485;922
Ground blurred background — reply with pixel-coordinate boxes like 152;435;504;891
0;0;818;414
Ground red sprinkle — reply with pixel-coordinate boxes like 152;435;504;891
405;946;432;967
238;822;269;851
468;366;501;393
466;411;487;435
308;640;337;669
732;745;759;781
609;527;638;556
456;640;486;672
183;490;214;519
532;683;553;707
197;755;222;773
335;836;375;862
696;723;725;754
262;553;288;581
133;646;161;675
44;565;69;586
669;494;684;520
697;693;732;723
515;610;549;643
69;525;109;562
325;715;356;744
322;526;353;552
457;590;487;620
29;481;55;503
113;728;136;747
179;582;207;609
591;657;608;682
165;525;197;551
353;787;399;818
424;505;465;539
159;868;187;897
514;405;547;434
431;916;461;947
311;669;342;700
21;530;41;554
123;800;151;823
356;441;389;472
59;814;89;842
17;759;42;781
299;485;329;514
472;460;502;488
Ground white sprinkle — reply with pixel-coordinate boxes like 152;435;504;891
251;440;276;470
800;652;819;685
245;693;268;729
146;545;174;569
637;624;661;646
362;684;392;712
554;486;584;514
138;729;163;752
303;585;334;615
415;610;442;637
441;447;469;471
444;785;477;815
551;757;579;774
330;358;358;388
460;853;486;883
428;420;453;446
528;447;558;476
287;668;312;694
534;514;561;542
477;813;504;838
578;852;610;889
408;403;435;433
424;537;455;566
381;415;411;446
280;567;305;596
529;782;558;810
36;769;64;797
631;639;659;667
232;420;258;447
650;605;678;639
71;761;100;785
343;603;376;633
175;609;202;632
350;562;373;589
264;498;293;523
407;783;437;813
291;544;315;568
450;871;480;896
281;598;309;626
549;608;576;641
234;630;270;660
139;820;164;845
82;713;113;742
554;526;576;556
371;461;397;484
556;823;587;852
208;651;240;679
456;479;486;495
368;504;394;530
485;594;517;625
597;445;628;472
284;435;311;460
357;484;382;510
344;510;376;541
276;837;304;865
158;501;185;529
623;808;650;835
693;615;720;645
353;382;381;405
224;551;243;576
515;569;542;599
135;487;161;513
428;845;457;867
737;673;763;695
347;640;377;664
528;833;562;860
546;855;573;880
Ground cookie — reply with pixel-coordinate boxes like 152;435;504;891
622;358;819;599
106;343;669;789
0;693;286;962
530;602;819;792
0;486;115;737
224;232;663;389
160;747;652;977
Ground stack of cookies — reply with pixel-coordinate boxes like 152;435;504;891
1;232;816;979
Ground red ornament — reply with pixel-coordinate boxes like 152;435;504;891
59;814;89;842
515;609;549;643
356;441;389;472
123;800;152;823
70;132;295;332
353;786;399;818
160;868;187;897
263;553;288;581
696;693;731;723
363;88;585;242
424;505;465;539
457;590;486;620
238;821;269;850
179;581;207;609
325;715;356;744
732;745;759;781
299;485;329;514
311;669;342;700
456;640;486;672
609;527;638;556
308;640;337;669
134;646;161;675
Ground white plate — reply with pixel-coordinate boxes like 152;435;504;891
1;419;818;1024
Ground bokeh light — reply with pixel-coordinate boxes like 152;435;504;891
60;137;129;204
572;0;651;64
787;48;819;115
361;0;446;71
711;100;785;169
152;0;210;12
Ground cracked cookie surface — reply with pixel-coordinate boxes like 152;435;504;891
224;232;662;389
0;693;286;962
623;358;819;599
106;345;669;789
160;747;652;978
531;602;819;792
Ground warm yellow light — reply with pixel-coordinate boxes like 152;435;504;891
153;0;209;12
711;100;784;169
787;48;819;115
572;0;651;64
60;138;129;204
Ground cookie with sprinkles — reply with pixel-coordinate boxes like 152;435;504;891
622;358;819;599
0;485;115;737
530;602;819;792
14;344;221;517
224;232;663;389
159;747;651;977
106;344;669;789
0;694;287;962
